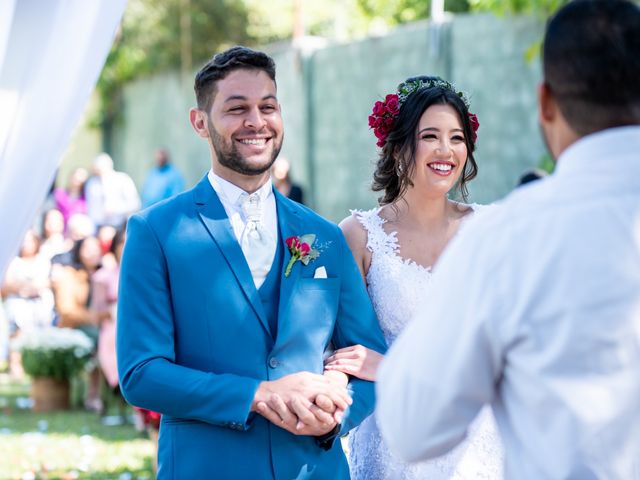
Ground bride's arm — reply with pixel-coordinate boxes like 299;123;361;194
338;213;371;285
321;214;377;383
324;345;384;381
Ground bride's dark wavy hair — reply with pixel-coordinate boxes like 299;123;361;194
372;76;478;205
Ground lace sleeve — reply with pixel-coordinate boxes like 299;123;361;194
352;208;398;257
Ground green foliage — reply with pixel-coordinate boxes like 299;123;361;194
20;347;91;380
94;0;570;135
538;152;556;174
13;328;94;380
468;0;569;16
357;0;473;22
96;0;252;131
356;0;430;24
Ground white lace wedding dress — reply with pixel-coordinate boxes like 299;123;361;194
348;207;504;480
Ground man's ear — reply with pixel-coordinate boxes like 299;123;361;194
538;82;556;123
189;108;210;139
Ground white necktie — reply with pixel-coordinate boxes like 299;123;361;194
240;193;275;289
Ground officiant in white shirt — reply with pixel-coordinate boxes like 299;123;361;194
376;1;640;479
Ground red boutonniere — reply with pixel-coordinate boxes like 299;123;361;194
285;234;320;277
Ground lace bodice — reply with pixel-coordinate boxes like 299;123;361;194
356;208;434;344
348;206;504;480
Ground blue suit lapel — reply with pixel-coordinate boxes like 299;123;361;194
193;177;272;339
275;190;303;329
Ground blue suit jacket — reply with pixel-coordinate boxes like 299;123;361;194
117;176;387;479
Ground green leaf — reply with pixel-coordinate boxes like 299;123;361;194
299;234;316;246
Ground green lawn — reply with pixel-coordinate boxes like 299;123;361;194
0;374;155;480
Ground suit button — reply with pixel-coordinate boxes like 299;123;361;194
269;357;279;368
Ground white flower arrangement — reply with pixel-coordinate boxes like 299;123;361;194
12;327;94;380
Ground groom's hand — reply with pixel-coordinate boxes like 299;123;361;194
251;372;351;413
252;372;351;435
257;393;341;436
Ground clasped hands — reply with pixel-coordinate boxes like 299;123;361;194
252;371;350;436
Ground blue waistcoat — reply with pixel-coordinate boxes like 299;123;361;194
258;231;284;337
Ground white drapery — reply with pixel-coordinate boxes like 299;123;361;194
0;0;127;278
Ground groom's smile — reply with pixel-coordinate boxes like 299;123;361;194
235;133;272;153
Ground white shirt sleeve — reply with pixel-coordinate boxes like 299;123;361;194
120;173;141;214
376;215;505;462
85;177;104;225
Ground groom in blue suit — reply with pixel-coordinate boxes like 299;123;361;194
117;46;387;479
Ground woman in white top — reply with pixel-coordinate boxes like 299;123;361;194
324;76;503;479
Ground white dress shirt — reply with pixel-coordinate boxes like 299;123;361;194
208;170;278;288
377;126;640;479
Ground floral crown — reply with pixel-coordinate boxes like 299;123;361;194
368;78;480;148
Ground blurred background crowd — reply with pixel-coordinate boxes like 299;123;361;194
1;154;136;411
0;149;305;411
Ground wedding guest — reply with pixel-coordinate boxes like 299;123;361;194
66;213;96;242
54;167;88;230
272;157;305;204
39;209;69;261
1;229;55;335
96;225;117;257
377;2;640;478
92;226;127;417
85;153;140;228
141;148;185;208
92;228;122;388
51;235;108;411
1;230;54;376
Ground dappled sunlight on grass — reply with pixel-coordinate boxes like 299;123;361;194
0;431;153;479
0;374;155;480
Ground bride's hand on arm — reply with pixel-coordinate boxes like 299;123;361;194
324;345;384;382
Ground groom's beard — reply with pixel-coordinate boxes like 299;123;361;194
208;122;283;176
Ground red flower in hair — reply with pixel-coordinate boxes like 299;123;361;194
468;112;480;144
385;94;400;115
372;101;386;117
368;93;399;148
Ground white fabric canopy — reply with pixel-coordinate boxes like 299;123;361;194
0;0;127;278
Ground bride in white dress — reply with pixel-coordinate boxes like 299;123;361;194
324;76;503;479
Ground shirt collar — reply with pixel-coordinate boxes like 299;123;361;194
555;126;640;178
208;169;273;207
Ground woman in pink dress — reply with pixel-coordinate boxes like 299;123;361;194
54;167;88;231
92;227;125;391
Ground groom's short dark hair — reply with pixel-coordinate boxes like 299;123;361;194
194;46;276;112
543;0;640;135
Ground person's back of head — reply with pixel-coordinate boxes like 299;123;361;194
194;46;276;112
543;0;640;136
93;153;115;177
66;213;96;242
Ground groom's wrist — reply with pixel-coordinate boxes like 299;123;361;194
251;381;272;411
314;423;341;450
